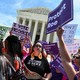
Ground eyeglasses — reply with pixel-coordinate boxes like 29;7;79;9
35;44;42;48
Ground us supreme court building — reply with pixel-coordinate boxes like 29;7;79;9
17;7;57;44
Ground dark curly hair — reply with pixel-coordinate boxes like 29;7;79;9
5;35;23;59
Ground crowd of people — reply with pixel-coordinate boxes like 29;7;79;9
0;27;80;80
0;33;52;80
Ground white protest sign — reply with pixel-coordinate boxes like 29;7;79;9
63;24;77;44
11;22;29;39
66;39;80;54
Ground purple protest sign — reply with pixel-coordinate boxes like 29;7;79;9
43;43;59;55
39;41;48;46
50;55;68;78
11;22;29;39
46;0;73;34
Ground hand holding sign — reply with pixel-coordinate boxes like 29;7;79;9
56;27;64;39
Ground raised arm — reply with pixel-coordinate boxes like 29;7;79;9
56;27;71;62
56;27;77;80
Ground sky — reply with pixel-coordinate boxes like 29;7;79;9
0;0;80;39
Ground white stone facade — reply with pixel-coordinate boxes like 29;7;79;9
17;7;57;44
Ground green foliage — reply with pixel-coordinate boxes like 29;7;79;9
0;26;10;40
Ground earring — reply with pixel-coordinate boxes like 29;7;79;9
31;52;34;60
38;53;42;59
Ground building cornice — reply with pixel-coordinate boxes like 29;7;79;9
17;7;51;15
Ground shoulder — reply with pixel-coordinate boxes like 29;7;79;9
26;55;31;58
0;55;5;61
42;56;47;61
42;56;49;64
24;55;31;62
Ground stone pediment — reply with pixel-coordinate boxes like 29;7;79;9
20;7;51;15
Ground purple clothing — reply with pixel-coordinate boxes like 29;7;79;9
74;75;78;80
50;67;63;80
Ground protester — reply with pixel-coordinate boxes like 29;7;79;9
77;47;80;54
0;39;7;80
24;41;52;80
74;47;80;57
3;35;27;80
20;33;32;60
56;27;79;80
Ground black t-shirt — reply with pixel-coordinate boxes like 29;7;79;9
24;55;51;77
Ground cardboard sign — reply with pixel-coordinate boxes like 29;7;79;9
63;24;77;44
11;22;29;39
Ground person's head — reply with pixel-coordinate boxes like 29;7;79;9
31;41;44;59
77;47;80;54
5;35;23;59
73;54;80;67
32;41;43;53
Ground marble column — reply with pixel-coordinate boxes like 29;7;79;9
28;19;32;32
32;20;38;44
52;32;57;42
22;18;26;25
46;34;50;43
39;22;45;41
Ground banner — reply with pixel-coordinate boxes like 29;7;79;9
63;24;77;44
43;43;59;55
50;55;68;78
11;22;29;39
46;0;73;34
66;39;80;54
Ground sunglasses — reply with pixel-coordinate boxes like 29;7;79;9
73;55;80;59
35;44;42;48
